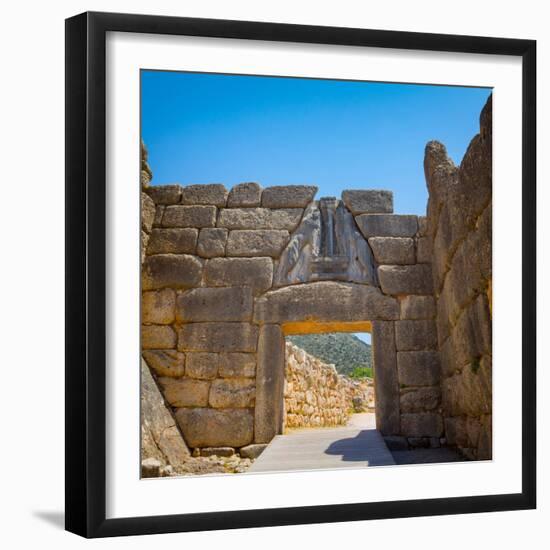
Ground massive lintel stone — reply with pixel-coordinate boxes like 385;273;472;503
180;184;228;206
226;230;289;258
356;214;418;238
175;407;254;448
397;351;441;386
146;184;182;205
146;228;198;255
227;182;262;207
261;185;318;208
204;257;273;293
217;208;303;231
368;237;415;265
178;322;258;352
142;254;202;290
253;282;399;324
341;190;393;215
378;264;433;295
176;287;253;322
141;359;190;467
162;205;217;228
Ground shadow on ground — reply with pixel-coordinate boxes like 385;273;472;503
32;510;65;530
324;430;392;466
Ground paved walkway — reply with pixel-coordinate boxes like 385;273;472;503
248;413;395;473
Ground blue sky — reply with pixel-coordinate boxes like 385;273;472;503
141;70;491;216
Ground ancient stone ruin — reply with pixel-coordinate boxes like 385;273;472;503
140;95;492;471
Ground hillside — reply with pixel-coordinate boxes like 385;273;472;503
287;333;372;377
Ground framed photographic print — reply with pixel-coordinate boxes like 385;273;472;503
65;11;536;538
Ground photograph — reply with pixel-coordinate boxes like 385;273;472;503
139;71;493;477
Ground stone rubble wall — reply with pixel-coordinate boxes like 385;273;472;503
283;342;374;429
423;95;492;460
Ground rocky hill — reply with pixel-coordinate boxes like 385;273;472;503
286;333;372;376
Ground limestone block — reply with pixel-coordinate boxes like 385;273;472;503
141;192;156;233
378;264;433;295
141;359;190;467
142;325;176;349
372;321;400;435
255;324;285;443
417;216;428;237
146;184;182;205
226;230;289;257
368;237;415;265
254;282;399;324
146;228;198;255
153;206;165;227
209;378;256;408
180;184;228;206
142;289;176;325
178;323;258;352
399;387;441;413
416;236;432;264
176;287;253;322
356;214;418;238
175;408;254;448
157;377;210;407
185;352;219;380
204;257;273;294
161;205;217;228
199;447;235;457
395;320;437;351
239;443;267;459
227;182;262;207
261;185;317;208
218;208;303;231
196;228;228;258
397;351;441;386
142;254;202;290
400;295;435;320
443;416;469;447
219;353;256;378
142;350;185;378
141;457;162;478
400;412;443;437
341;190;393;215
441;355;492;417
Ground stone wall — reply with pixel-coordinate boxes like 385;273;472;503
423;95;492;459
283;342;374;429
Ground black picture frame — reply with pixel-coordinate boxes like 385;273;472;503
65;11;536;538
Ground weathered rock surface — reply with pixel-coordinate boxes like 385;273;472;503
175;408;254;448
176;287;253;322
356;214;418;238
146;228;198;255
185;352;219;380
341;190;393;215
394;320;437;351
261;185;317;208
181;184;228;206
146;184;182;205
196;228;228;258
226;229;289;257
162;205;217;228
400;295;435;320
218;208;303;231
178;323;258;352
219;353;256;378
378;264;433;296
141;192;156;233
400;413;444;437
239;443;267;459
400;388;441;413
204;257;273;293
141;359;190;469
158;376;210;407
397;351;441;386
368;237;415;265
142;350;185;378
142;254;202;290
209;378;256;408
142;325;177;349
227;182;262;207
142;289;176;325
